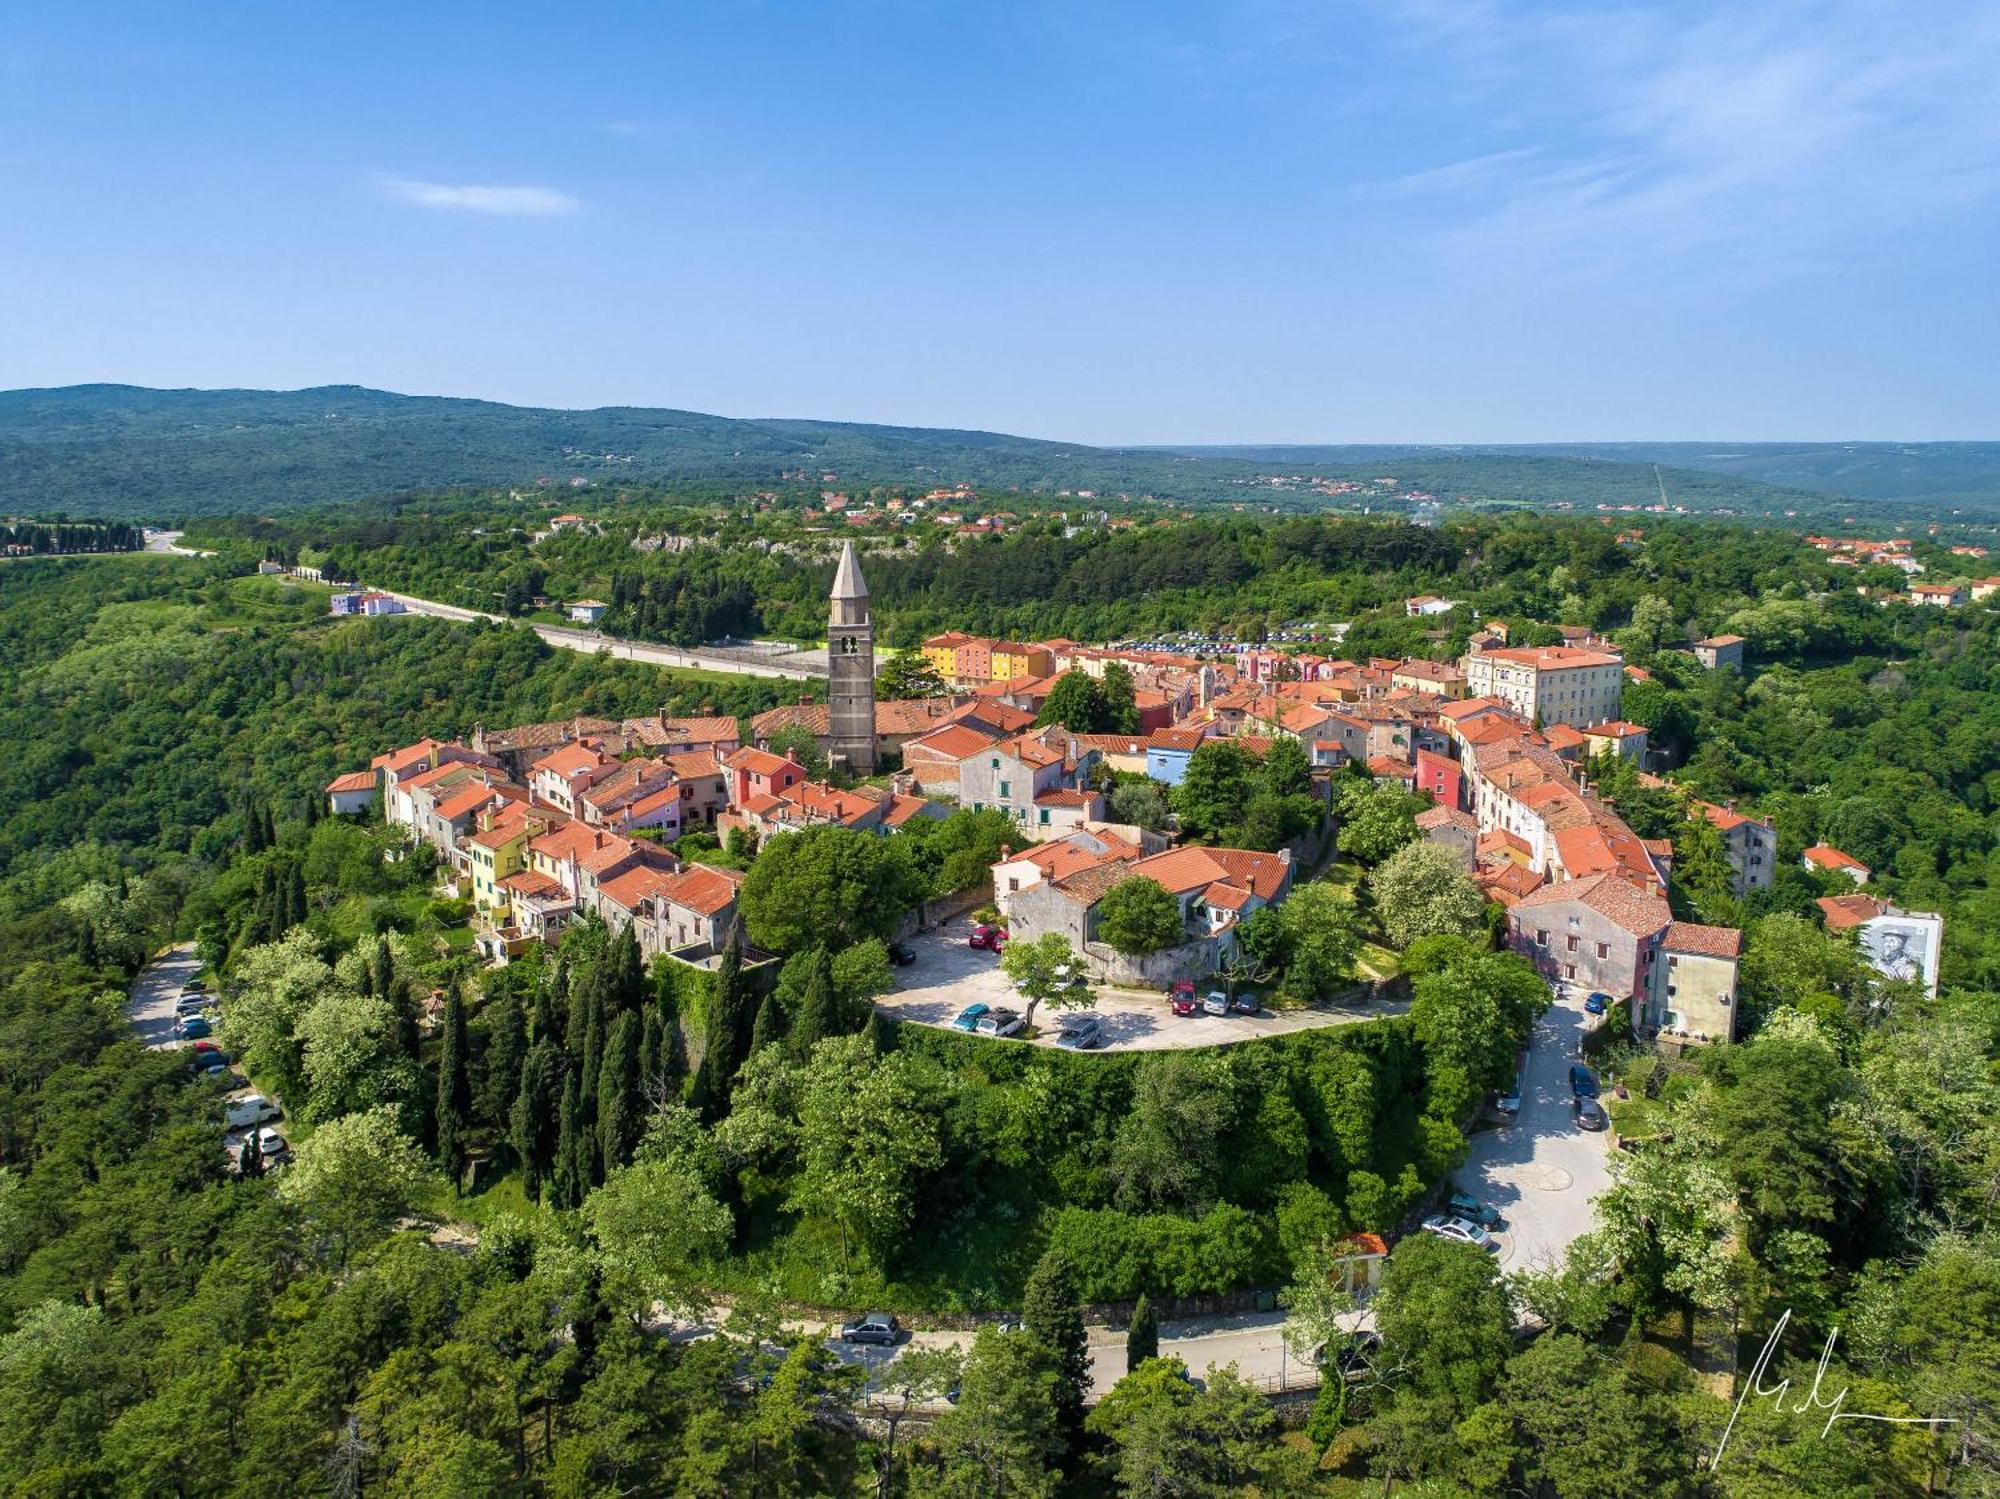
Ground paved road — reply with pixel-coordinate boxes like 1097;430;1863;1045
1453;985;1612;1274
878;918;1406;1053
377;590;829;681
129;942;203;1050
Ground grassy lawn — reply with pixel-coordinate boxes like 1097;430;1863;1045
1312;857;1403;980
424;1168;550;1232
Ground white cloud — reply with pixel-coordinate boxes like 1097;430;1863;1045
379;177;580;216
1368;0;2000;268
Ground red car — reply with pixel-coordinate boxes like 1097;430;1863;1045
1168;979;1199;1017
969;924;1010;952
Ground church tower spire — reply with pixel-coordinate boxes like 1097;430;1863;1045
827;540;876;772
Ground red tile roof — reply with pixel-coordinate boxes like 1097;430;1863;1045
325;770;376;793
1512;870;1671;936
1818;893;1888;931
1662;921;1742;958
1804;844;1870;874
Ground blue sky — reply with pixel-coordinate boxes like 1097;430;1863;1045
2;1;1996;441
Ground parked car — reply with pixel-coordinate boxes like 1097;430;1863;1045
951;1002;990;1033
1316;1331;1382;1382
839;1313;901;1347
1201;990;1230;1017
1054;1014;1105;1051
255;1126;289;1158
176;1015;212;1040
180;978;207;993
975;1007;1024;1038
191;1038;222;1053
1584;991;1611;1015
968;924;1009;951
224;1093;281;1130
886;941;917;967
190;1050;231;1075
1448;1191;1503;1228
1167;979;1199;1016
1421;1214;1497;1251
174;995;213;1016
1228;992;1260;1016
1494;1088;1521;1116
1575;1097;1608;1131
1569;1064;1600;1098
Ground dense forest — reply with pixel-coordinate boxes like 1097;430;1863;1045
0;383;1872;519
1;536;1997;1494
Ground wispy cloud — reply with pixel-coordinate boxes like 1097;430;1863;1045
1364;0;2000;269
379;177;580;216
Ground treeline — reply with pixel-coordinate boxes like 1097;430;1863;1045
0;519;142;554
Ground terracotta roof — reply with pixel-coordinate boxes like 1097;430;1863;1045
434;782;506;822
1368;756;1415;778
663;751;725;779
481;717;619;753
1543;724;1588;750
904;722;1000;761
657;863;744;917
1476;645;1622;669
999;733;1065;769
325;770;376;793
1001;838;1127;885
1697;801;1768;834
1393;659;1462;682
1053;861;1138;905
498;869;564;898
1202;882;1253;911
1146;728;1207;753
1035;788;1094;808
1068;733;1149;756
1818;893;1888;931
1581;720;1649;737
880;793;937;828
377;738;447;776
530;822;622;864
1477;861;1544;905
623;714;740;748
727;747;802;778
1439;696;1513;721
1662;921;1742;958
1416;805;1477;833
1697;634;1745;646
1804;844;1870;874
1128;845;1289;901
1512;870;1670;937
597;864;679;913
533;740;612;778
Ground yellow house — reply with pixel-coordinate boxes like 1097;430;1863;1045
922;631;975;683
466;813;534;910
990;641;1053;681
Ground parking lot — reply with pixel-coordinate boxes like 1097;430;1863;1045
1452;986;1612;1272
129;944;289;1166
877;918;1405;1053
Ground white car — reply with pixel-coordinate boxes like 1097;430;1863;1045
1421;1214;1497;1251
225;1093;281;1130
255;1126;290;1158
976;1008;1025;1038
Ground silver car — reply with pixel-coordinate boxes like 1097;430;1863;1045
1421;1214;1497;1251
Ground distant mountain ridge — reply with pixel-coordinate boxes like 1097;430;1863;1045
1;383;1992;519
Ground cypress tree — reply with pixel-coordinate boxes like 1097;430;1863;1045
479;996;526;1130
245;802;267;854
533;985;558;1049
240;1129;263;1180
1023;1250;1091;1461
287;863;307;930
553;1069;586;1210
789;947;837;1060
373;935;395;1002
597;1010;640;1174
261;803;278;853
436;992;471;1190
639;1005;663;1097
580;989;605;1119
1126;1293;1159;1373
510;1039;561;1202
747;986;783;1061
694;934;748;1121
612;923;645;1015
392;974;421;1063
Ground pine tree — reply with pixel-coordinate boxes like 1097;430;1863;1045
510;1039;562;1203
597;1010;641;1174
1023;1250;1091;1461
553;1069;587;1210
435;992;471;1191
694;933;749;1121
1125;1293;1159;1373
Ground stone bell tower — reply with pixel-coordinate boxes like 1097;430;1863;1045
827;540;876;772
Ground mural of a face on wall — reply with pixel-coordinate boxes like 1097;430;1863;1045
1861;916;1938;987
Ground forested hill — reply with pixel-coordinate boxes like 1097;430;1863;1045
1179;440;2000;510
0;382;1835;519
